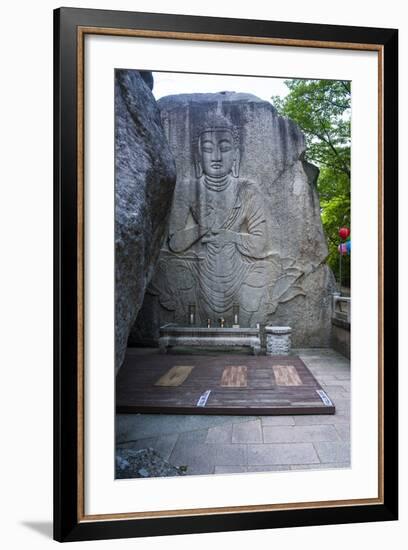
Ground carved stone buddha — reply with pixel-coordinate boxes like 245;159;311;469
166;118;273;326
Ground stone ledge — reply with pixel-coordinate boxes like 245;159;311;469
265;326;292;335
332;318;351;331
159;324;261;355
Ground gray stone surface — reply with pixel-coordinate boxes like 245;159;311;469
313;441;351;463
206;423;232;444
334;423;351;441
214;444;247;466
263;425;340;443
265;326;292;355
131;92;335;347
261;416;296;426
247;443;320;465
151;433;179;461
169;442;217;475
115;69;176;373
232;420;263;443
139;70;154;91
116;413;250;442
177;429;209;444
293;414;349;426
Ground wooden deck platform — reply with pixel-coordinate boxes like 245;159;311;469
116;350;335;415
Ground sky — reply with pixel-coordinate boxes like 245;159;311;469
152;71;290;104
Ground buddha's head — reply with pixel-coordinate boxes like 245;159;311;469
195;117;240;179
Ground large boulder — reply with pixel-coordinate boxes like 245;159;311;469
115;70;176;373
130;91;335;348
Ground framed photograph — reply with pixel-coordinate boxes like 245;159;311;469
54;7;398;542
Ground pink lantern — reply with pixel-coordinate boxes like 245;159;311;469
338;243;348;256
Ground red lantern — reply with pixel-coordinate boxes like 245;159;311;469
338;227;350;240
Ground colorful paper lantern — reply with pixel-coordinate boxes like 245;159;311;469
338;241;351;255
338;243;348;256
338;227;350;240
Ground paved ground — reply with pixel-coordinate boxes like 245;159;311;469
116;348;350;477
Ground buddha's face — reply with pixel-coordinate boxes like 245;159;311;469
199;129;236;178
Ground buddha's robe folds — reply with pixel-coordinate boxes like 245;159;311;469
168;176;273;316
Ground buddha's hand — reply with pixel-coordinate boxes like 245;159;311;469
201;229;238;246
197;202;216;231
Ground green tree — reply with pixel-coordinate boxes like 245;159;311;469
272;79;351;288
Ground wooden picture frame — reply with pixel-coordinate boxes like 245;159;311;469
54;7;398;542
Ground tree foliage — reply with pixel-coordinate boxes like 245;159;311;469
272;79;351;287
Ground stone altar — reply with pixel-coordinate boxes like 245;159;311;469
158;324;261;355
130;91;335;348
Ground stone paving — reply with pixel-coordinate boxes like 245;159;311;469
116;348;350;477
